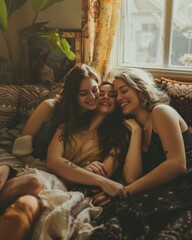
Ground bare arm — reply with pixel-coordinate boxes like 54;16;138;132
22;99;56;137
47;128;127;198
125;105;187;195
84;148;119;178
123;119;143;183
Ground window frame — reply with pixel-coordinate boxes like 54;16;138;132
110;0;192;82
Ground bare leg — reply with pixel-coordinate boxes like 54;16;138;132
0;165;10;191
0;195;41;240
0;173;44;213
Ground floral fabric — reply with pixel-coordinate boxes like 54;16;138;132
81;0;122;76
73;130;192;239
155;78;192;127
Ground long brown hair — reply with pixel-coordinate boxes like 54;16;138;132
57;64;100;145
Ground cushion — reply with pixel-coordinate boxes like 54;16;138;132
0;85;20;128
12;135;33;157
0;147;23;167
0;123;25;153
155;77;192;127
19;85;55;122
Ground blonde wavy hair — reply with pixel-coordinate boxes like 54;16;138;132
112;68;170;112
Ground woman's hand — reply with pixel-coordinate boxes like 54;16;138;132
92;185;129;207
123;119;142;133
99;178;127;199
84;161;107;176
92;190;112;207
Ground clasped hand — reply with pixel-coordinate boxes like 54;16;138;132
91;187;128;208
84;161;108;177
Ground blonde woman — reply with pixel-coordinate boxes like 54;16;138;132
92;68;192;239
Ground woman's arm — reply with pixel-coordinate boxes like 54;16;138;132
22;99;56;137
124;105;187;196
123;119;143;183
84;148;119;178
47;128;127;198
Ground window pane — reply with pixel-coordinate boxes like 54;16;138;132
121;0;165;67
170;0;192;68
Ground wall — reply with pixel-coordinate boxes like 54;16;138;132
0;0;82;59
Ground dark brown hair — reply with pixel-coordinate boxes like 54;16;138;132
57;64;100;145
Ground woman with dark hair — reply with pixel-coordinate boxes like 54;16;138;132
0;64;101;206
0;64;101;240
24;63;101;160
91;68;192;240
47;81;128;197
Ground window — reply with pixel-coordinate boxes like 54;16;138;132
111;0;192;80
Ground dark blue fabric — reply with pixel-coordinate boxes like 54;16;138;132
32;116;60;160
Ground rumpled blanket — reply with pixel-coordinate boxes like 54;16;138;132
17;167;103;240
31;190;103;240
10;136;104;240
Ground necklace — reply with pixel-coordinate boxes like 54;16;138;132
142;114;151;132
143;123;147;131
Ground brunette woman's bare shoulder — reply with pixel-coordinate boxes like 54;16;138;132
28;99;56;120
43;98;57;109
35;99;56;114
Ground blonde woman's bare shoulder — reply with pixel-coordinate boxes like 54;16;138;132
151;104;180;128
152;104;176;115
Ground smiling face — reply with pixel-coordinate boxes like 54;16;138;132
77;77;99;112
113;78;141;116
96;83;117;115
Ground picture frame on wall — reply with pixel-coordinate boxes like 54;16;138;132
28;29;82;84
61;30;82;64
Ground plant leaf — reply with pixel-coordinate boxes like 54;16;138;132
59;38;76;61
6;0;29;16
34;30;76;61
31;0;64;13
0;0;8;30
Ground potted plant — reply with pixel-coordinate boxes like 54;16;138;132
0;0;76;84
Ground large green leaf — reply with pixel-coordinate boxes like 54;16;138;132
34;30;76;61
6;0;29;16
31;0;64;13
0;0;8;30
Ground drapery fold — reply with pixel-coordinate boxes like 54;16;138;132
81;0;122;77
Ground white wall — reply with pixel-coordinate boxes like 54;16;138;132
0;0;82;59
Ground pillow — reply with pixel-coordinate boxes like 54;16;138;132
12;135;33;157
155;77;192;127
0;147;23;167
19;85;55;122
0;123;25;153
0;85;20;128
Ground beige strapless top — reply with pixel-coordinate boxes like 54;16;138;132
64;136;102;167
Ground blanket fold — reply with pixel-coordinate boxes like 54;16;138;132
32;190;103;240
